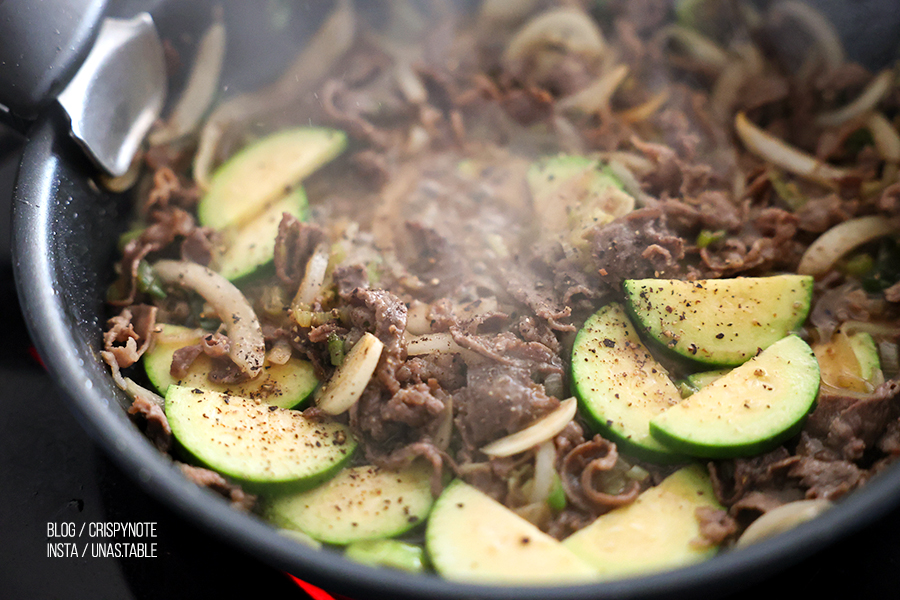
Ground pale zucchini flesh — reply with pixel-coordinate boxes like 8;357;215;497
571;303;686;463
426;480;598;585
215;187;307;281
264;462;434;545
145;324;318;409
562;465;721;579
198;127;347;230
649;335;820;458
165;385;354;490
623;275;814;366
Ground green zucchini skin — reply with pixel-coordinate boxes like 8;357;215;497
649;335;820;459
571;303;688;465
197;127;347;231
144;324;319;409
264;462;435;545
165;385;355;494
623;275;814;367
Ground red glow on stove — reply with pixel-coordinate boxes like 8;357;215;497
288;574;354;600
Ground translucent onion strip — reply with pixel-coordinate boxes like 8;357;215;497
557;64;629;115
528;440;557;505
736;499;832;547
867;112;900;164
293;243;330;309
659;25;729;71
316;332;384;415
503;8;606;66
124;377;167;408
797;215;898;276
149;18;226;146
481;397;577;457
735;112;849;183
152;260;265;378
816;70;894;128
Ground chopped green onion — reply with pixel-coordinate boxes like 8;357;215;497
328;332;346;367
696;229;725;248
547;473;567;512
136;260;167;299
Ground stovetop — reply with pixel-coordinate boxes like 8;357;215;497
2;125;900;599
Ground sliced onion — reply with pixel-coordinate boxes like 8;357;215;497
293;243;330;308
149;18;226;146
879;341;900;379
797;215;897;276
406;300;432;336
432;395;453;452
736;499;832;547
816;70;894;128
123;377;167;408
316;332;384;415
557;64;629;115
619;89;670;124
406;332;472;359
867;112;900;164
481;397;578;457
735;112;850;184
503;7;606;65
768;1;845;72
840;321;900;338
152;260;265;378
266;337;293;366
659;25;729;71
528;440;557;504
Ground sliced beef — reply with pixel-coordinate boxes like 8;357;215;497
177;463;256;512
559;436;641;516
273;214;328;289
127;395;172;452
103;305;158;369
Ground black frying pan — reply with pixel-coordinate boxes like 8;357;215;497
8;1;900;598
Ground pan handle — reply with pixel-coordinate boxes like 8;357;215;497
0;0;109;122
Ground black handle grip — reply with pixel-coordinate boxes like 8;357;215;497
0;0;109;120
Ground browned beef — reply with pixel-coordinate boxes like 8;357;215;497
177;463;256;512
127;395;172;452
273;213;327;289
587;206;688;283
694;506;739;547
802;380;900;461
111;207;199;306
787;456;866;500
103;305;158;369
332;264;369;297
559;436;641;516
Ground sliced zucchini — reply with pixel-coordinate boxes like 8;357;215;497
198;127;347;230
649;335;820;458
813;327;883;392
623;275;814;367
215;187;307;281
571;303;687;464
264;462;434;545
166;385;354;491
426;480;598;584
679;369;730;396
344;539;427;573
144;324;318;409
562;465;721;579
527;154;634;248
